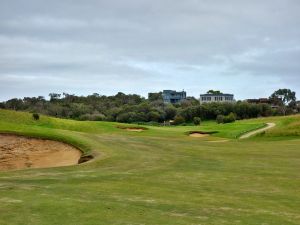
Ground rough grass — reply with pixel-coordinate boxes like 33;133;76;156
0;109;300;225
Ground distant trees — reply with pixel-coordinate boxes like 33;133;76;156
5;98;23;110
269;89;297;115
270;89;296;106
207;90;223;95
148;92;163;102
0;89;297;124
173;115;185;125
49;93;61;102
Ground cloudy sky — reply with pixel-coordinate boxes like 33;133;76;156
0;0;300;101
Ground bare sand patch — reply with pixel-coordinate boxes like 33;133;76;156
0;134;82;171
188;131;217;138
189;133;209;138
125;128;145;132
116;125;148;132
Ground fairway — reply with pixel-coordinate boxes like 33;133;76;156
0;109;299;225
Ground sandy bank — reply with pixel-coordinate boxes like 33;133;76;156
189;133;209;138
0;134;82;171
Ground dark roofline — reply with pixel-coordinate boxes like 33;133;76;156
163;90;186;93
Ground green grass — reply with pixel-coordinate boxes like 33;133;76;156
0;109;300;225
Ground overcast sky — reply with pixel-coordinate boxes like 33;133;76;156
0;0;300;101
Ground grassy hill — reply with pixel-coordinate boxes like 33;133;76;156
0;109;299;225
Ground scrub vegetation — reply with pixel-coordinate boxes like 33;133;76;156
1;89;298;124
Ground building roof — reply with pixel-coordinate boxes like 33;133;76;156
163;90;186;93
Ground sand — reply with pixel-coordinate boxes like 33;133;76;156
116;125;146;132
125;128;145;132
0;134;82;171
189;133;209;138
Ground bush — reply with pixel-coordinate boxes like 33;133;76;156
116;112;136;123
173;115;185;125
193;117;201;125
216;115;224;124
32;113;40;120
223;112;236;123
79;113;106;121
147;111;161;122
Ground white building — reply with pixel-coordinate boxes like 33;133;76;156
200;93;235;104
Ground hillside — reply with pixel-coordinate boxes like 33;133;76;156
0;109;299;225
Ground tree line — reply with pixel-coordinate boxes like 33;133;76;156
0;89;298;125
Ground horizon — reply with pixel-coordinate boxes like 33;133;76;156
1;0;300;102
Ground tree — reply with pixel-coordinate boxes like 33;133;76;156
193;117;201;125
223;112;236;123
148;92;163;102
147;111;162;122
216;115;224;124
173;115;185;125
116;112;136;123
164;105;177;120
269;89;296;106
5;98;23;110
207;90;223;95
49;93;61;102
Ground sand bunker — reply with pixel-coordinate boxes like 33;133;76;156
117;125;147;132
188;130;218;138
0;134;82;171
125;128;145;132
189;132;209;138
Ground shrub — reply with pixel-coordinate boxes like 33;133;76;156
147;111;161;122
223;112;236;123
116;112;136;123
216;115;224;124
79;113;106;121
173;115;185;125
193;117;201;125
32;113;40;120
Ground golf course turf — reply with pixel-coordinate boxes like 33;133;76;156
0;109;299;225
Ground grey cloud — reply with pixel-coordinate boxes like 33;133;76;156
0;0;299;101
